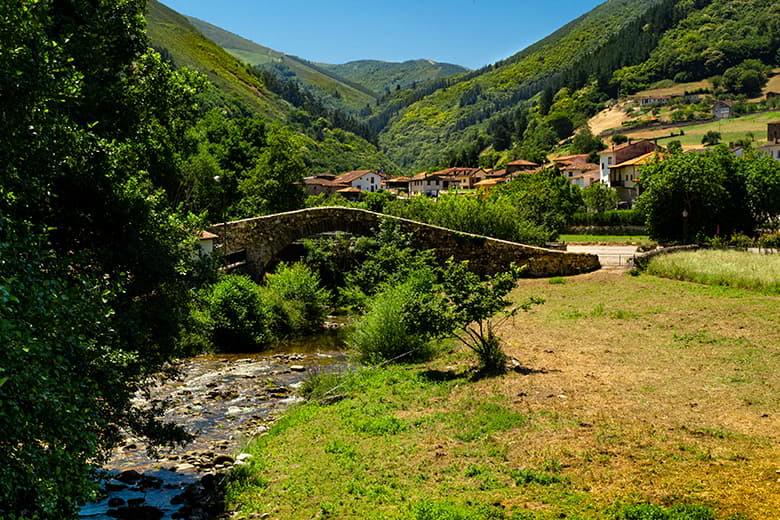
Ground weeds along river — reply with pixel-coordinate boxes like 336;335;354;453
79;328;349;520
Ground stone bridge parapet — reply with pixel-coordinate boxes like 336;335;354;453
209;207;600;277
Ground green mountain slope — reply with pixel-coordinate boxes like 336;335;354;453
186;16;378;111
146;0;289;117
613;0;780;92
317;59;468;95
378;0;672;169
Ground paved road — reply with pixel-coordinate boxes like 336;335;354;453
567;245;638;268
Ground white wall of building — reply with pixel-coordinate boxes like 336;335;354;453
350;173;383;193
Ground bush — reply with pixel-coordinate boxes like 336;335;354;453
349;269;451;363
758;231;780;249
609;503;715;520
207;275;272;352
570;210;644;227
263;262;331;335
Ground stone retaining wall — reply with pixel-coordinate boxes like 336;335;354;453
209;207;600;278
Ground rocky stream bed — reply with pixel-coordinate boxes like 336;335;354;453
79;331;347;520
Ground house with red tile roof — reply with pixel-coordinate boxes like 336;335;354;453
334;169;386;193
505;159;540;175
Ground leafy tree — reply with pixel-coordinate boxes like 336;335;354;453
441;261;544;375
0;0;204;515
721;60;770;97
239;125;307;215
612;134;629;145
666;140;683;154
582;183;619;213
702;131;722;146
635;149;759;242
742;152;780;226
571;126;606;155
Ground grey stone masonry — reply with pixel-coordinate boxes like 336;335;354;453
209;207;600;277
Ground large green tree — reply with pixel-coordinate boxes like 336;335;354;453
0;1;204;516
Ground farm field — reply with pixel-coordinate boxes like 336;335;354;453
226;271;780;520
624;111;780;148
647;250;780;295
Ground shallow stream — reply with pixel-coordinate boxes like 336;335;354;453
79;330;348;520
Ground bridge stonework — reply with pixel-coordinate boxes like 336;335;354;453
209;207;600;278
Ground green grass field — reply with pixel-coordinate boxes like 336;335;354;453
560;234;651;245
646;250;780;294
627;111;780;148
226;272;780;519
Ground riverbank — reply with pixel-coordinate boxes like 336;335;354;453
226;271;780;519
80;332;348;520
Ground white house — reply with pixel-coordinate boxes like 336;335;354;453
334;169;385;193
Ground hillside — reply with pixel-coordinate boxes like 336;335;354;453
376;0;780;170
377;0;673;169
145;0;289;118
186;16;378;111
317;59;468;95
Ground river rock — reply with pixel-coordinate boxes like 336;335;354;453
115;470;142;484
107;497;125;507
213;454;235;466
290;365;306;372
175;463;196;472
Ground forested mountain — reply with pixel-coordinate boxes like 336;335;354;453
146;1;396;174
376;0;676;169
186;15;378;112
316;59;468;95
374;0;780;170
146;0;289;117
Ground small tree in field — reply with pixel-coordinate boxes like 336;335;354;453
441;261;544;375
702;131;722;146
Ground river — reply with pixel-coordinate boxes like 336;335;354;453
79;330;348;520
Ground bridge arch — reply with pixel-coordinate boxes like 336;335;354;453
209;207;600;278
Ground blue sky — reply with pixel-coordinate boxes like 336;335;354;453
161;0;603;69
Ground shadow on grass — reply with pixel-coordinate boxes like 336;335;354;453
418;368;470;383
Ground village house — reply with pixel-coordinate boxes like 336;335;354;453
384;176;412;194
303;173;342;196
505;159;539;176
637;95;671;107
598;140;657;185
609;151;664;206
334;169;385;193
760;121;780;161
552;154;600;187
713;100;733;120
408;167;481;196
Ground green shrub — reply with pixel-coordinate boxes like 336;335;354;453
349;269;451;363
263;262;331;335
207;275;272;352
570;209;644;227
411;500;506;520
758;231;780;249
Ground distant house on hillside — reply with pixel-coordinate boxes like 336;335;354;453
609;151;664;206
713;100;733;120
334;169;385;193
505;159;540;176
552;154;600;187
638;95;672;107
474;177;509;191
598;140;657;185
408;167;481;196
760;121;780;161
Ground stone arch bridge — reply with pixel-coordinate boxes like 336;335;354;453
208;207;600;277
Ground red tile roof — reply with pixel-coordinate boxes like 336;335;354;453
335;169;382;184
199;231;218;240
506;159;539;167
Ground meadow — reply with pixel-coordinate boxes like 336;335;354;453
646;250;780;294
226;271;780;519
625;111;780;149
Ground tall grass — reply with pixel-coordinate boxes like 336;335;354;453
646;250;780;294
